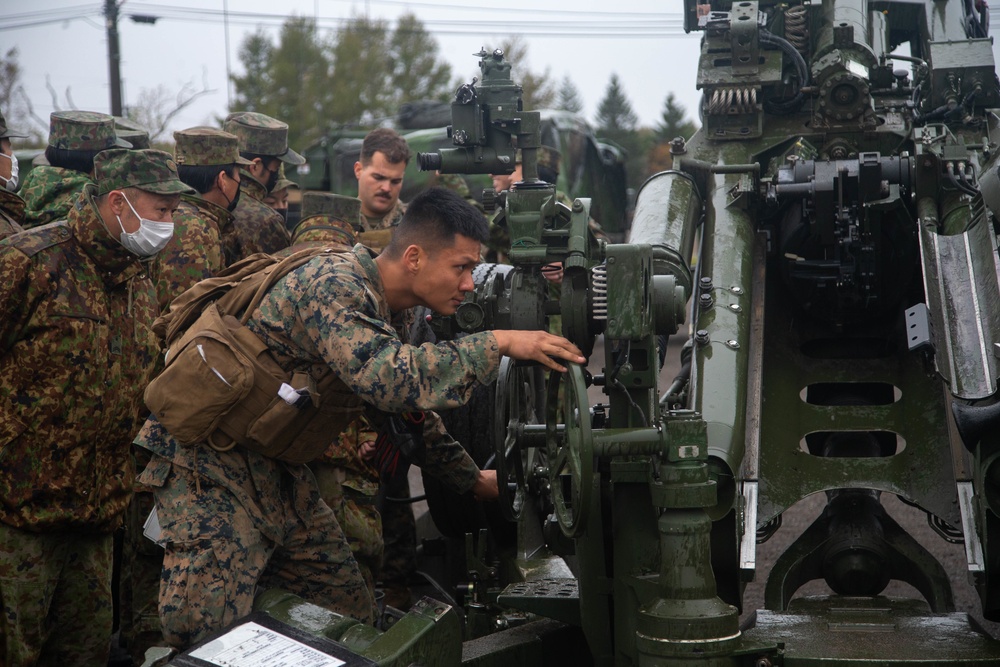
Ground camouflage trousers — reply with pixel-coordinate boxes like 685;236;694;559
0;523;113;667
380;475;417;608
151;461;375;650
119;487;165;665
312;463;383;595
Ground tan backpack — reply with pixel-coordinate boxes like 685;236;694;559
144;246;364;464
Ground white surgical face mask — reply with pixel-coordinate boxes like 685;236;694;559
116;193;174;257
0;152;18;192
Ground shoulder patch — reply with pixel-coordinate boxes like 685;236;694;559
4;221;73;257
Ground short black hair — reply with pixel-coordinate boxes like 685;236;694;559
240;152;280;165
178;164;238;195
383;187;488;258
45;146;101;173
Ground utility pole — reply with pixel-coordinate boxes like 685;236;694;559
105;0;123;116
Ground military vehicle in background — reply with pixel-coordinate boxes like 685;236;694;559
162;1;1000;665
291;106;631;241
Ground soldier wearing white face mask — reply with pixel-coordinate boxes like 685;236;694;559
0;108;26;240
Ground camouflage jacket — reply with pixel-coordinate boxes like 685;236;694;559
135;245;497;542
357;199;406;254
0;190;24;240
359;198;406;232
0;185;159;532
150;195;228;310
224;172;290;264
20;165;94;229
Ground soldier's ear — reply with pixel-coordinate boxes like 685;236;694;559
354;160;363;180
402;244;422;273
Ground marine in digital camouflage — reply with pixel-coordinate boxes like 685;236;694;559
0;189;24;240
134;244;497;648
0;181;160;665
19;165;93;228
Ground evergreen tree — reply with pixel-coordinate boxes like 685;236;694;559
231;31;274;113
556;75;584;114
386;13;454;112
595;73;638;139
657;92;696;141
496;37;556;110
328;15;391;125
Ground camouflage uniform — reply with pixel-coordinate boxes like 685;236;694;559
121;128;250;662
357;199;407;254
0;190;24;240
288;191;358;249
20;111;131;228
0;110;25;239
0;150;190;666
113;116;151;150
223;112;306;261
134;244;495;650
149;127;250;310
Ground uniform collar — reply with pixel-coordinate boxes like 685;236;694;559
182;192;233;234
237;168;269;202
69;184;147;285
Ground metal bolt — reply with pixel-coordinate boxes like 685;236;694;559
700;276;714;292
700;293;714;310
695;330;710;345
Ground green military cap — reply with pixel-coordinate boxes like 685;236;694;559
94;148;195;196
174;126;252;167
113;116;151;150
48;110;132;151
0;108;26;139
301;192;361;222
269;163;298;194
223;111;305;165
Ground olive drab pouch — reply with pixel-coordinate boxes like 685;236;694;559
143;246;364;464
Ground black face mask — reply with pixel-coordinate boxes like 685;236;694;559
275;207;288;226
265;164;280;192
225;182;241;213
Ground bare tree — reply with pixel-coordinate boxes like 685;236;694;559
126;73;216;142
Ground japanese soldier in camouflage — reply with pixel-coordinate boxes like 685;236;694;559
0;148;191;667
19;110;132;228
118;128;250;664
223;111;304;258
113;115;151;150
0;108;26;239
133;187;585;650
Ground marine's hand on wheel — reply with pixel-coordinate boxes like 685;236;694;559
492;330;585;372
472;469;499;501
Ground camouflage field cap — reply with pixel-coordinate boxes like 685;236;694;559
0;108;26;139
223;111;305;165
113;116;151;150
48;110;132;151
514;145;561;174
301;192;361;222
273;165;300;195
174;126;252;167
94;148;195;196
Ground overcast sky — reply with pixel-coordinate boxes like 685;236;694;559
2;0;701;145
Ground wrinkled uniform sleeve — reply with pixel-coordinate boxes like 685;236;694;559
419;410;479;494
293;264;500;413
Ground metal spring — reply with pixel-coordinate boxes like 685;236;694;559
708;87;758;115
591;264;608;320
784;5;809;56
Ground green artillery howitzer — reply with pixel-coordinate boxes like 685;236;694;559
165;4;1000;664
